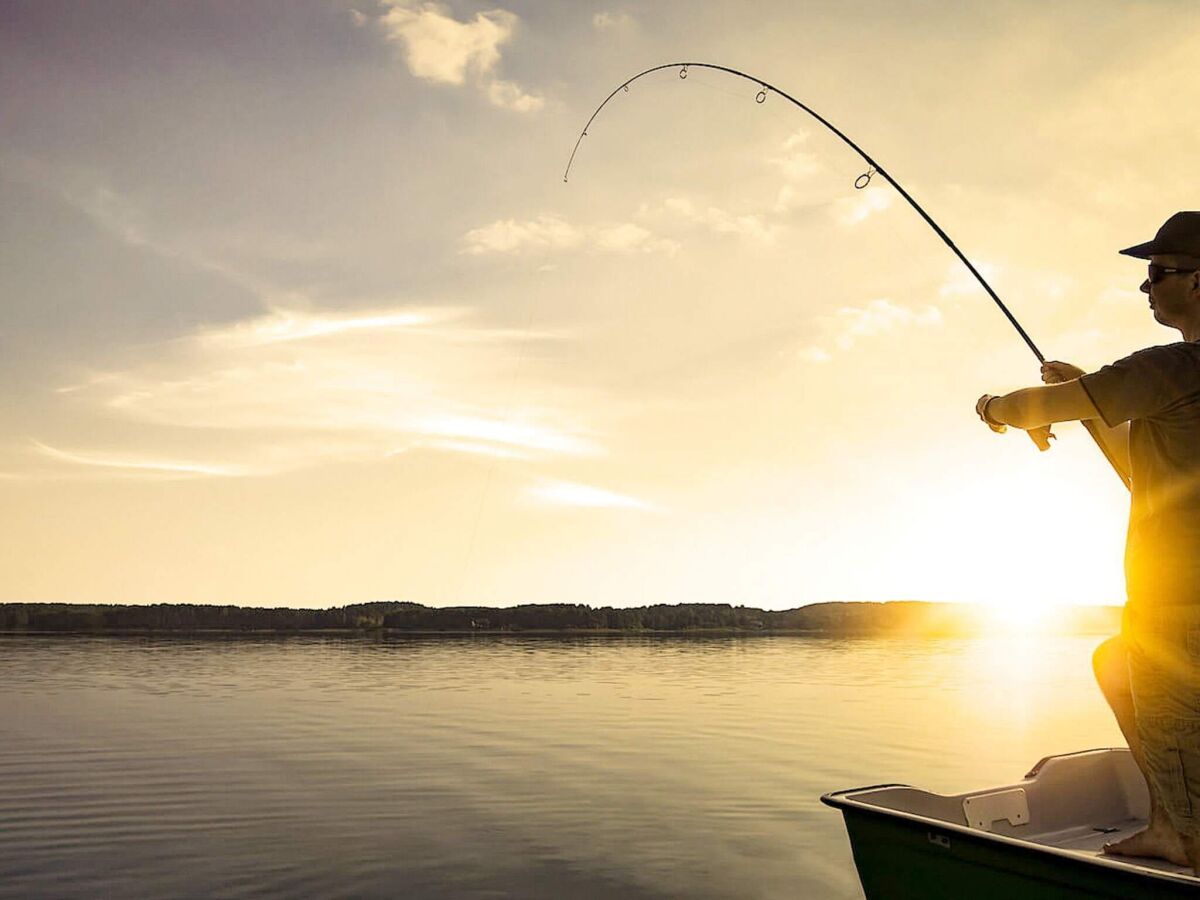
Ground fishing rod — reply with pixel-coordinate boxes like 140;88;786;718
564;62;1132;491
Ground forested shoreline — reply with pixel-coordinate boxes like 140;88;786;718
0;600;1122;636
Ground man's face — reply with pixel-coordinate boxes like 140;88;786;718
1144;254;1200;328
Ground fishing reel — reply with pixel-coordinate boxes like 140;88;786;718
1026;426;1055;452
987;423;1055;452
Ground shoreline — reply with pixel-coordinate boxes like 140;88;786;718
0;599;1123;638
0;626;1119;637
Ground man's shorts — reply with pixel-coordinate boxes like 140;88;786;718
1124;602;1200;837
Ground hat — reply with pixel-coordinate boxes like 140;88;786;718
1120;211;1200;259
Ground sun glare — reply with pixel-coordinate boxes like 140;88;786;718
976;598;1063;635
882;452;1127;614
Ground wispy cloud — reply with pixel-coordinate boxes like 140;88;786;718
796;346;832;364
6;160;320;300
592;222;678;255
31;441;254;478
376;2;544;112
462;214;678;256
50;305;598;478
833;299;942;348
419;438;533;461
529;479;654;510
769;131;826;214
198;306;452;349
58;180;270;294
938;259;1002;300
651;197;777;243
462;215;583;255
798;298;943;362
771;130;822;183
831;188;894;226
409;414;597;456
592;11;634;30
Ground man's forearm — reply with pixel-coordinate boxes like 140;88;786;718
985;381;1098;430
986;382;1131;475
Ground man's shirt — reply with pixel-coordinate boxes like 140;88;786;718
1080;342;1200;604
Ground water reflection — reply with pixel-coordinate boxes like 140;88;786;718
0;634;1121;899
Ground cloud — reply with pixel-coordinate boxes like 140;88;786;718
420;439;532;460
657;197;777;243
831;188;894;226
773;184;811;215
18;165;288;298
593;223;679;255
378;2;511;84
796;346;832;364
833;299;942;349
766;131;825;214
529;479;654;510
49;305;599;478
377;2;543;112
798;299;943;362
31;441;254;479
409;414;596;456
484;78;544;113
201;306;451;348
462;215;583;255
771;130;822;182
938;259;1002;300
592;11;634;29
462;214;678;256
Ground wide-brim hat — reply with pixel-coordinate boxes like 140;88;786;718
1120;211;1200;259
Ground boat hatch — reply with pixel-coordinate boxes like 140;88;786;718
963;787;1029;831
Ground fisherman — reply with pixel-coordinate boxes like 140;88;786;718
976;211;1200;874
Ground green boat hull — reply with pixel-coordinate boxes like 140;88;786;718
838;806;1195;900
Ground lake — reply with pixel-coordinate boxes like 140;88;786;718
0;633;1123;898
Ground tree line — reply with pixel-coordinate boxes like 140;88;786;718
0;600;1121;635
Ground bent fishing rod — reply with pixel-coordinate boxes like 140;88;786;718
564;62;1131;491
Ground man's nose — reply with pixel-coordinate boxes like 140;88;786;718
1140;279;1151;295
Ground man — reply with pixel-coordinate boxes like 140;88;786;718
975;210;1200;874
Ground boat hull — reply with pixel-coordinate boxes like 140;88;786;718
839;804;1195;899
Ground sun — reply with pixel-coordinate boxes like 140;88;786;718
976;597;1064;635
868;448;1129;618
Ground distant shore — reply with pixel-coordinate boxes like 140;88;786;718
0;600;1122;637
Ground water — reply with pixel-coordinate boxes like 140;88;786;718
0;633;1122;898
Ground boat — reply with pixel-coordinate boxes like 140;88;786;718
821;748;1200;898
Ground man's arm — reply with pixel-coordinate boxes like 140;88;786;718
985;381;1131;473
986;381;1095;429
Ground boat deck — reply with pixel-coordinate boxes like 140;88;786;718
1030;818;1191;877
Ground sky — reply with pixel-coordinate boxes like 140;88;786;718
1;0;1197;611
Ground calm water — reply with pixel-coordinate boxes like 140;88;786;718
0;634;1122;899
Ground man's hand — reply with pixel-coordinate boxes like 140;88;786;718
978;394;1056;450
1041;361;1086;384
976;394;1007;433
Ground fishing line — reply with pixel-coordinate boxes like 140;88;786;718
564;61;1132;490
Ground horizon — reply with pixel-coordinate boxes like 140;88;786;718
0;596;1125;613
2;1;1189;613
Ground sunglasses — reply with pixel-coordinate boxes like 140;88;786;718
1148;263;1199;284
